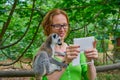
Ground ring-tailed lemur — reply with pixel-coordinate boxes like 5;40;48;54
33;33;67;80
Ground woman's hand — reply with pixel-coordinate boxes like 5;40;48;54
64;45;80;64
85;48;98;61
84;41;98;61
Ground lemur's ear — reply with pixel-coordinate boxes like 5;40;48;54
53;33;57;39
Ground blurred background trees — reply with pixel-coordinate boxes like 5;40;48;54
0;0;120;75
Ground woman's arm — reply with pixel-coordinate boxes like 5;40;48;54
85;48;98;80
85;41;98;80
87;63;96;80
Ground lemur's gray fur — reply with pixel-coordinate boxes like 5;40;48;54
33;33;67;80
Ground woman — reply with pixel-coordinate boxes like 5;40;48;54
41;8;98;80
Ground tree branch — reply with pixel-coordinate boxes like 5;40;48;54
0;1;39;49
1;50;13;60
96;63;120;72
0;63;120;77
0;70;34;77
0;0;37;66
70;9;102;32
0;0;18;45
0;22;30;49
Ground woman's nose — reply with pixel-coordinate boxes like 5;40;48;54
59;26;64;30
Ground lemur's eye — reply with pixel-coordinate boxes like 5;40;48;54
53;34;56;39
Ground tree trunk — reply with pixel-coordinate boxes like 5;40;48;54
0;63;120;77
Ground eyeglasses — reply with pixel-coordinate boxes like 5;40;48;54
51;23;69;30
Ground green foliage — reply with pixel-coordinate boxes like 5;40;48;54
97;71;120;80
0;0;120;63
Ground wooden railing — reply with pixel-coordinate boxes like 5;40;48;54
0;63;120;77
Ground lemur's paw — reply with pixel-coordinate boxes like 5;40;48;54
56;66;61;70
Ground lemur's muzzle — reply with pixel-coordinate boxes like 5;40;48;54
57;39;62;45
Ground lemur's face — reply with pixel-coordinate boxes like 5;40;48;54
51;33;62;45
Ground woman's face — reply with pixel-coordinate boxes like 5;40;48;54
50;14;69;42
